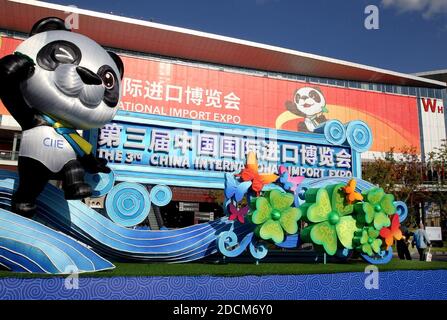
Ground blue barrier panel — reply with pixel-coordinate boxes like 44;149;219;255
0;208;114;274
0;270;446;300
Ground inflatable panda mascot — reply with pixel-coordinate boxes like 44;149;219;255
0;17;124;217
285;87;328;132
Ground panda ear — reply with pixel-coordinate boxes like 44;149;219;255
108;51;124;79
30;17;70;36
312;87;323;94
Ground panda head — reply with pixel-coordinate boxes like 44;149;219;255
293;87;326;117
15;17;124;129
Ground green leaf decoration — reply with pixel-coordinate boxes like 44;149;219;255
305;189;332;223
304;188;320;203
279;207;301;235
326;184;353;216
299;183;362;255
373;211;391;230
310;221;338;256
250;190;302;244
359;202;376;223
336;216;357;249
355;188;396;230
371;239;382;253
362;243;373;256
259;220;284;244
251;197;272;225
365;188;385;206
380;194;396;215
300;225;312;243
360;230;369;244
367;227;380;239
269;189;294;211
354;226;383;256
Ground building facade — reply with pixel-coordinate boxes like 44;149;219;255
0;0;446;230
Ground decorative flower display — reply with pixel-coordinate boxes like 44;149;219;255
219;143;405;264
237;152;278;195
341;179;363;204
250;189;301;244
379;214;403;249
354;187;396;230
228;203;249;224
353;227;382;256
300;184;358;256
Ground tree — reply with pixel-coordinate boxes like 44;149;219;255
425;139;447;226
362;146;427;227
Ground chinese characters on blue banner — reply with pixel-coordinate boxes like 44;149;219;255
96;121;353;179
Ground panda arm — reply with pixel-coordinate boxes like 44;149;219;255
285;100;306;117
0;54;36;129
315;114;327;122
0;54;34;83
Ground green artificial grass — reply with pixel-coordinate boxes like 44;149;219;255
430;241;447;253
0;259;446;279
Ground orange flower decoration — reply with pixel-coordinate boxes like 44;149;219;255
342;179;363;204
237;152;278;195
379;214;403;249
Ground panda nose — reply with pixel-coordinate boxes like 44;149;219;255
76;66;102;85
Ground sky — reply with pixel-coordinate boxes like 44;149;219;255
44;0;447;74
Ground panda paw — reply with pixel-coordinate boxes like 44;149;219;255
11;201;36;219
80;154;111;174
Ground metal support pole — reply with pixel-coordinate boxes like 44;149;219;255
11;132;18;161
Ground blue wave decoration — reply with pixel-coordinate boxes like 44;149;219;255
0;170;406;273
0;170;253;266
361;247;394;265
315;120;347;146
0;208;114;274
346;121;373;153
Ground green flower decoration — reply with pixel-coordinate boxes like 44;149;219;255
354;187;396;230
250;190;301;244
353;227;383;256
300;184;358;256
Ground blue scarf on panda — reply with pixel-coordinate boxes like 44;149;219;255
40;113;93;157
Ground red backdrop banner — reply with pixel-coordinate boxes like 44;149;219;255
0;36;420;153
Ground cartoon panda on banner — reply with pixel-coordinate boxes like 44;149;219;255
285;87;328;132
0;17;124;217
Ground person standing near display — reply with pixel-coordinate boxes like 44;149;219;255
412;223;431;261
397;225;412;260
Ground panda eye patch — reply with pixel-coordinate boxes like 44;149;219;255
294;94;301;104
53;46;76;63
98;65;120;108
37;40;81;70
309;90;321;103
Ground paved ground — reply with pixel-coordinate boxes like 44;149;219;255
395;249;447;262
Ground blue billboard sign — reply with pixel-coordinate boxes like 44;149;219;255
87;111;367;189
